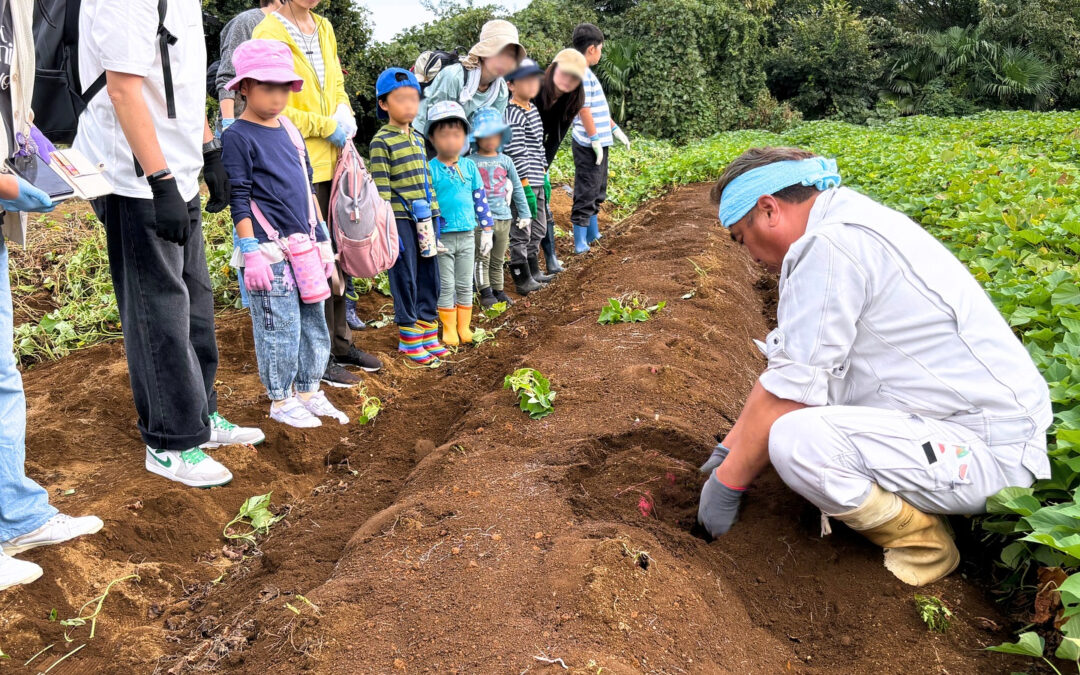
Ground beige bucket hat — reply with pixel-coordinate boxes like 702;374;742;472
466;19;525;64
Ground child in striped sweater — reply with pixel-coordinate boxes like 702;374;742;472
503;59;553;296
369;68;447;366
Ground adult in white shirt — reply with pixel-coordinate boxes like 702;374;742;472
697;147;1051;587
74;0;264;488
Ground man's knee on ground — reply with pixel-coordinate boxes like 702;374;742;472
768;407;839;487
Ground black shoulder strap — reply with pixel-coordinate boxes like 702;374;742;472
82;0;176;119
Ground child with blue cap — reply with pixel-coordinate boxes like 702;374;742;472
466;107;532;306
368;67;448;366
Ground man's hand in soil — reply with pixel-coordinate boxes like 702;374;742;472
699;443;731;475
697;470;745;537
148;176;190;245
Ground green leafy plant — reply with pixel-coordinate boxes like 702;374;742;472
60;574;140;641
598;297;666;325
223;493;287;546
503;368;557;420
356;387;383;425
480;301;509;322
914;594;953;633
472;325;504;346
987;631;1071;674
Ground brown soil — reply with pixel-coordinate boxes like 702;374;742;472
1;185;1022;674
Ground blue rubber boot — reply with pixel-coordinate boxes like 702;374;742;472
573;224;591;254
587;214;601;243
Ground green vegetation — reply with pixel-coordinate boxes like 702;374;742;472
223;493;287;547
598;296;665;325
503;368;557;420
356;387;383;425
914;594;953;633
60;574;140;641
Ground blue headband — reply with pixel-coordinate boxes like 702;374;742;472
717;157;842;228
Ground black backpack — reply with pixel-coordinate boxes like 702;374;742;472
32;0;178;144
411;47;465;92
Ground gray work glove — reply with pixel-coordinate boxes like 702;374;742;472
697;471;744;537
698;443;731;474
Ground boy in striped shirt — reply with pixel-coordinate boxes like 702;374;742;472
570;23;631;254
369;68;447;366
504;59;555;296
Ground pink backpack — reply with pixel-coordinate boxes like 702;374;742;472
329;140;400;278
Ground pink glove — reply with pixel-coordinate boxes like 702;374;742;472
243;251;274;292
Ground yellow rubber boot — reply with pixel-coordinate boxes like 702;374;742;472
457;305;474;344
438;308;459;347
833;485;959;587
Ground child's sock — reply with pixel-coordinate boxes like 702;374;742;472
417;319;450;358
398;324;440;366
297;391;315;402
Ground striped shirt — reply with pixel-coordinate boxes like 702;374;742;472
274;12;325;88
503;100;547;185
571;67;616;148
368;124;440;221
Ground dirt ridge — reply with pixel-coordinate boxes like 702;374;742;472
2;185;1019;674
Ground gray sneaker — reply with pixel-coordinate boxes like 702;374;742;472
321;360;362;388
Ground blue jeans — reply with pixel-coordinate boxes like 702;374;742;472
388;217;440;326
243;261;330;401
0;237;57;540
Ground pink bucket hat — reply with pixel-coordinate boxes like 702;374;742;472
225;39;304;92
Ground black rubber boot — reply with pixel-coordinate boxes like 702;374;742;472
479;286;498;309
493;289;514;306
528;255;554;284
540;228;564;274
511;262;542;295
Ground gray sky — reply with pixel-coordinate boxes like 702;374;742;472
360;0;533;43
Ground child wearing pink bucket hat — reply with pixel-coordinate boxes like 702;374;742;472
221;39;351;429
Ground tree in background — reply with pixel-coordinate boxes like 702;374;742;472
594;38;639;125
767;0;883;122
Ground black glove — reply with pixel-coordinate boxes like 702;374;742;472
202;148;231;213
148;176;190;245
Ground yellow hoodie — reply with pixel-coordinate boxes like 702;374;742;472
252;11;351;184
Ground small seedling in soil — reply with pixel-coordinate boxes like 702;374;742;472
0;645;8;659
472;325;504;346
503;368;557;419
598;296;665;325
48;608;57;621
223;493;287;546
355;386;383;425
480;301;508;322
914;594;952;633
60;574;140;641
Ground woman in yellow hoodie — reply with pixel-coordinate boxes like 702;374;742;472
253;0;383;385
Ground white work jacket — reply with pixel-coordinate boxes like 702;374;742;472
759;187;1051;478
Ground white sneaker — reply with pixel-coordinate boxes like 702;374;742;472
270;397;322;428
200;411;266;449
1;514;104;556
299;391;350;425
145;447;233;488
0;551;42;591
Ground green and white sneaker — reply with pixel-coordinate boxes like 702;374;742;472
200;411;265;449
145;447;233;488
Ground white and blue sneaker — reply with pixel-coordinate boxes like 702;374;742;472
145;447;233;488
200;411;265;449
1;514;104;556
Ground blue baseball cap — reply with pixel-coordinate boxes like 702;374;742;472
506;58;544;82
375;68;421;119
470;106;512;148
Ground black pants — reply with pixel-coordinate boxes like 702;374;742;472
94;194;218;450
315;181;352;358
571;142;609;227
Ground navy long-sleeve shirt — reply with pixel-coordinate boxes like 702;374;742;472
222;119;327;244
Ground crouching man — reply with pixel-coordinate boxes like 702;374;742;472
697;147;1050;586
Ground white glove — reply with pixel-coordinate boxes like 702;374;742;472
479;229;494;257
613;127;631;151
333;103;357;139
515;217;531;231
590;136;604;166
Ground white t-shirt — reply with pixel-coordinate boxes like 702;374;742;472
74;0;206;201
